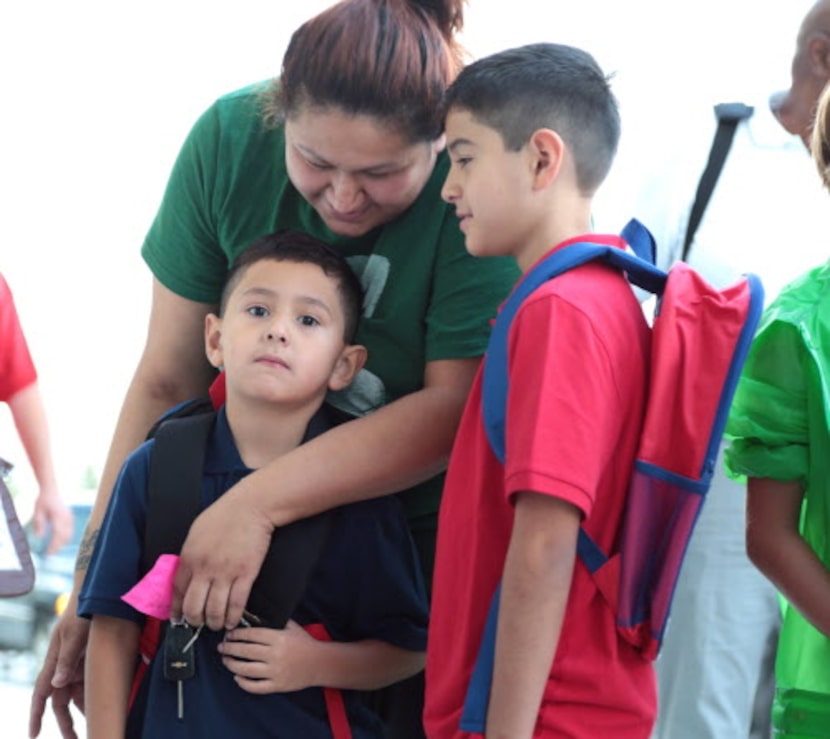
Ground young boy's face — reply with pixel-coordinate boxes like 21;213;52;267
442;108;535;259
205;259;362;407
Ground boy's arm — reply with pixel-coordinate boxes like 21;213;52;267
485;491;580;739
747;477;830;636
85;615;141;739
219;620;424;692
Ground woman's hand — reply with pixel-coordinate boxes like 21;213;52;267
171;483;274;631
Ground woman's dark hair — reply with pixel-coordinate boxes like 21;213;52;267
221;230;364;343
262;0;466;142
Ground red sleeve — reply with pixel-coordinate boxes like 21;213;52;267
503;289;626;518
0;274;37;402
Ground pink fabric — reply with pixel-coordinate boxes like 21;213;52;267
121;553;180;619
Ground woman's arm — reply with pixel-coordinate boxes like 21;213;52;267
29;280;216;739
85;616;141;739
174;355;479;630
219;620;424;693
747;476;830;636
80;279;217;590
7;382;73;553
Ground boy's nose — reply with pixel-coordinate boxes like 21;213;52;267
441;175;460;204
266;319;289;343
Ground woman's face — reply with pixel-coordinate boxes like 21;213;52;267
285;106;444;237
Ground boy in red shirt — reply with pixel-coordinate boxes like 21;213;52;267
424;43;656;738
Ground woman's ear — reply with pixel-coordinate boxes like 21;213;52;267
528;128;565;190
204;313;224;369
328;344;368;391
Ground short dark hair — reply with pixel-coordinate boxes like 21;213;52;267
221;231;364;342
444;43;620;194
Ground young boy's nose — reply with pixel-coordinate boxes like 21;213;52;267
266;316;289;343
441;173;460;204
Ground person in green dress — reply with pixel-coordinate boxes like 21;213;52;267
725;77;830;739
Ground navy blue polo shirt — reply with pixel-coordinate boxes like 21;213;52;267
79;407;428;738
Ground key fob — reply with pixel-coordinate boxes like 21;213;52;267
163;623;197;681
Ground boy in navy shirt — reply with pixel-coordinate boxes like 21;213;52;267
80;231;428;738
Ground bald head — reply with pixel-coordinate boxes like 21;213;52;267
797;0;830;48
774;0;830;144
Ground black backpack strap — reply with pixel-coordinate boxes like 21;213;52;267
142;412;216;575
682;102;754;261
142;402;347;628
246;406;343;628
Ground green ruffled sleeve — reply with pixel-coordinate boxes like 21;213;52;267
725;317;810;486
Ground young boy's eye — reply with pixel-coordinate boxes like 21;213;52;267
298;315;320;327
454;156;472;168
247;305;269;317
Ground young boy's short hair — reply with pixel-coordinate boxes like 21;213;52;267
220;230;364;342
443;42;620;195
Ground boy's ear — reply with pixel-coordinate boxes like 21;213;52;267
328;344;368;391
527;128;565;190
204;313;224;369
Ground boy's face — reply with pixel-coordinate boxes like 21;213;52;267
205;259;363;408
442;109;536;258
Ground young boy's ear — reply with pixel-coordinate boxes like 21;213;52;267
528;128;565;190
328;344;368;391
205;313;224;369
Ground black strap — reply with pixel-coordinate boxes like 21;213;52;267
143;412;215;574
143;404;341;628
682;102;754;261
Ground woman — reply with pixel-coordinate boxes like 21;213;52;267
29;1;518;737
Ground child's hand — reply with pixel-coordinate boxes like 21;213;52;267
218;619;320;693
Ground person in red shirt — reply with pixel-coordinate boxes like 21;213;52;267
0;273;72;554
425;44;655;738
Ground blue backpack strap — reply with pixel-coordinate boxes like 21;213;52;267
482;219;665;464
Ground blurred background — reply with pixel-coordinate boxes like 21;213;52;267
0;1;814;735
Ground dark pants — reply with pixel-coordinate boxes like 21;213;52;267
371;512;436;738
368;671;427;739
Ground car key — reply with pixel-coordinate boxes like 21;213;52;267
163;621;201;719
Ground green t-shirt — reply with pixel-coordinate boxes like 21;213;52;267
726;261;830;733
141;82;519;523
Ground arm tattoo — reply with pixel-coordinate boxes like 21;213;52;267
75;528;99;573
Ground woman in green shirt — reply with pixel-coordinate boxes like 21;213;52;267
29;2;518;738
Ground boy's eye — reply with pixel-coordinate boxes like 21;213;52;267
298;315;320;327
454;156;472;168
247;305;269;317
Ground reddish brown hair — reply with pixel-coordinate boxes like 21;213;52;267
262;0;466;142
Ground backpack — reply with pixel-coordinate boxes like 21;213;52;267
141;396;337;625
461;218;764;729
129;395;353;738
